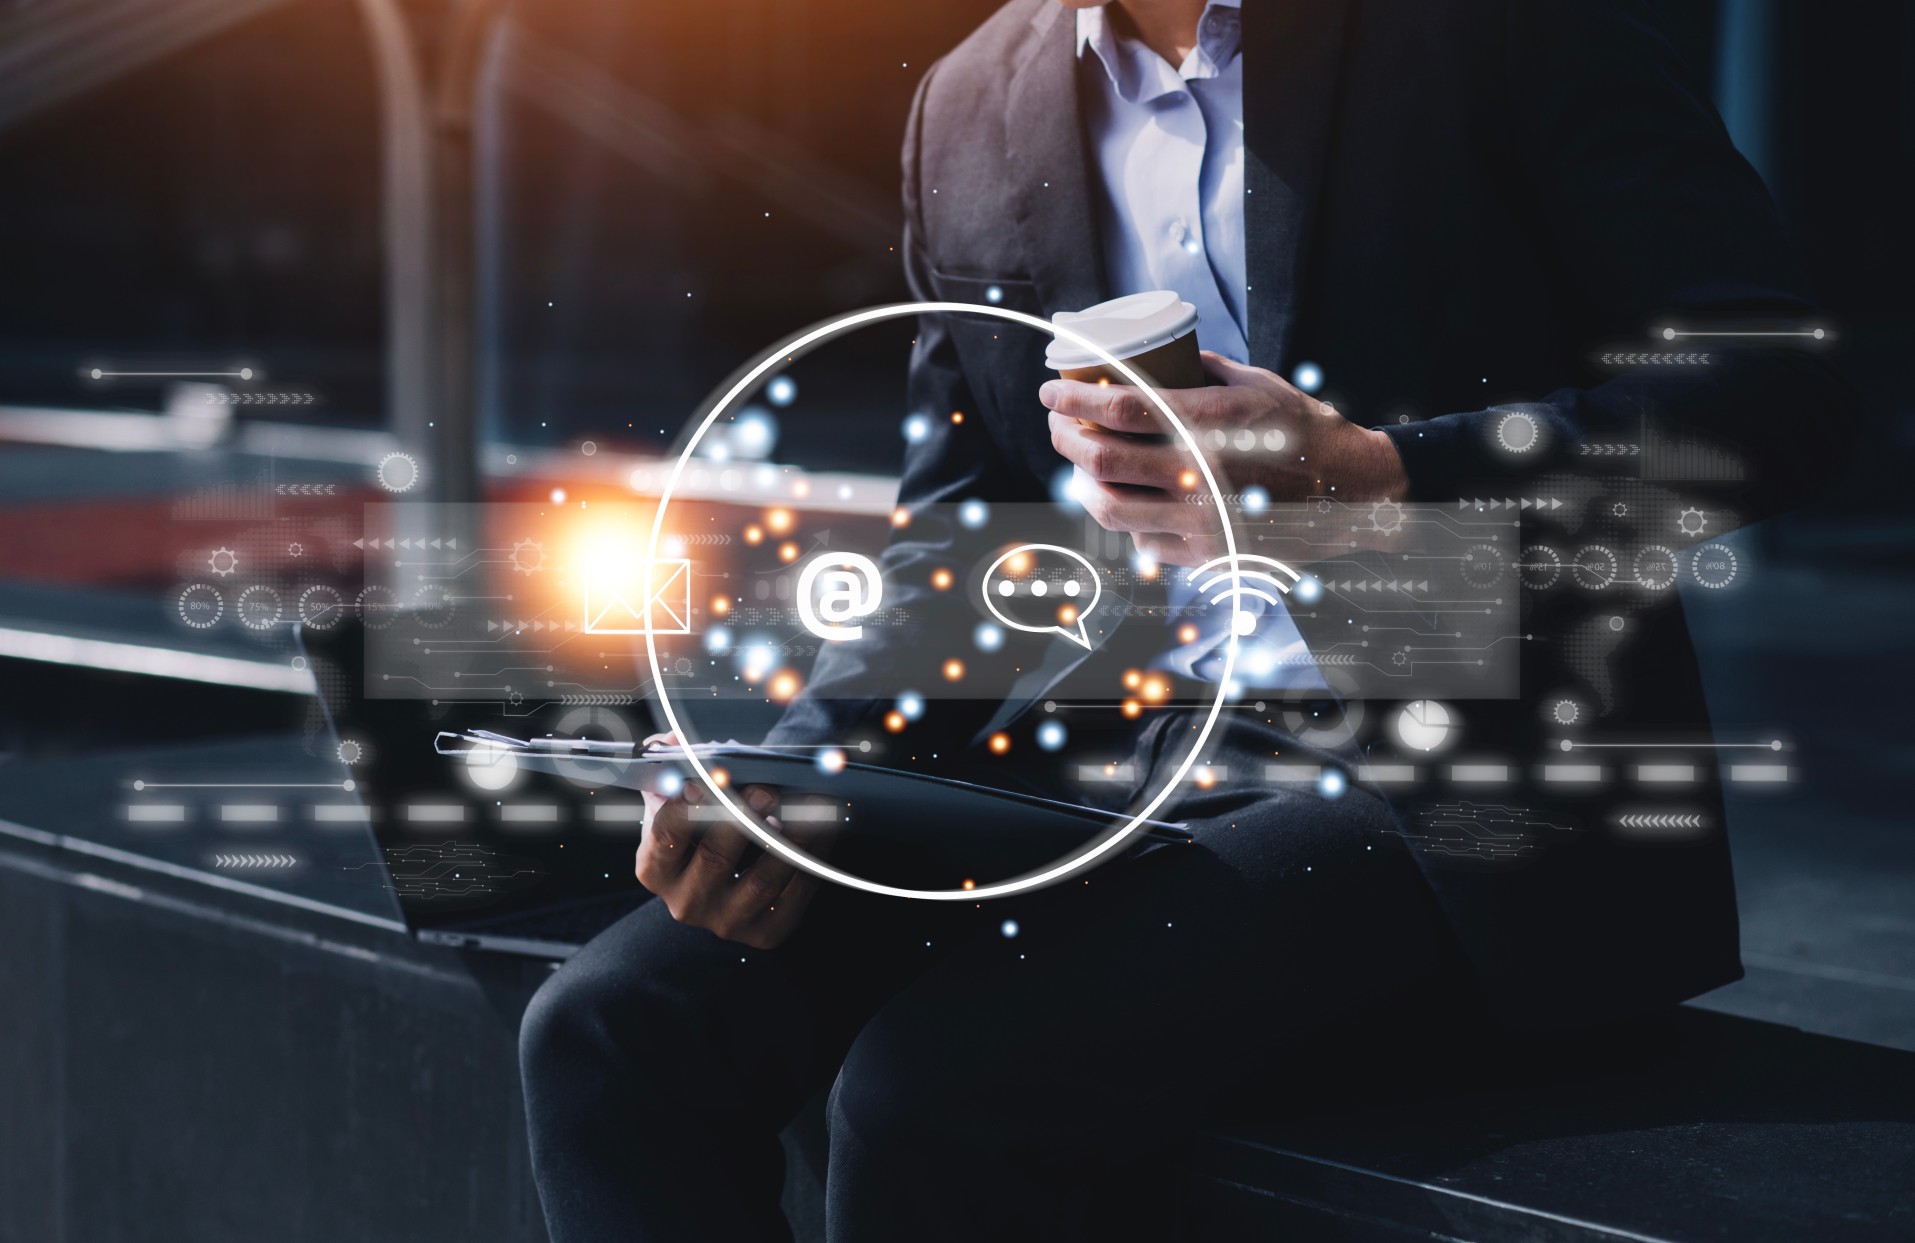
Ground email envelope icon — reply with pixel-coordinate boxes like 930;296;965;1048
584;558;693;635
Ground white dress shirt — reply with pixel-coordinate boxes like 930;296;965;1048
1077;0;1320;689
1079;0;1248;362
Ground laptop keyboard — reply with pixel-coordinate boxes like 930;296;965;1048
460;890;649;946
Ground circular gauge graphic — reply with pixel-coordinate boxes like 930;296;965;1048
176;583;224;629
1394;699;1456;752
1691;543;1739;589
1280;674;1366;748
548;706;636;789
298;584;347;630
1633;545;1679;591
1570;545;1619;590
1460;543;1507;588
1519;545;1562;590
236;584;283;631
411;584;455;629
357;585;399;629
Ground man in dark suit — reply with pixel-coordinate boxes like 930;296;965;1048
519;2;1854;1238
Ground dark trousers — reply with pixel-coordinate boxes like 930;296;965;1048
519;716;1464;1241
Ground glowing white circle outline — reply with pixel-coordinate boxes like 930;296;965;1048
644;301;1240;901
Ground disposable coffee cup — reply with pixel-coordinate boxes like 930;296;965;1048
1045;290;1205;392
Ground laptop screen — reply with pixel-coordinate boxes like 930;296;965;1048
301;619;652;935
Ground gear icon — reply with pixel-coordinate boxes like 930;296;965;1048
376;451;421;493
1551;699;1581;725
208;547;238;576
1677;507;1708;536
510;538;547;575
1610;502;1628;518
288;541;304;558
1496;410;1541;453
1391;650;1409;667
1369;500;1404;535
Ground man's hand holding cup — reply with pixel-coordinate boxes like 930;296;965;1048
1040;293;1409;567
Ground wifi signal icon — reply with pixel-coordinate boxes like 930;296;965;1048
1191;554;1303;635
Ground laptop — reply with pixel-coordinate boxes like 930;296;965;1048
302;617;1191;959
301;618;654;959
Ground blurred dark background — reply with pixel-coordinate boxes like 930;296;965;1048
1;0;1901;471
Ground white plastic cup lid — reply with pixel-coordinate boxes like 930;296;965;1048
1044;290;1200;371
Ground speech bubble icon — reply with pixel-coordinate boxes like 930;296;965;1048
982;543;1103;650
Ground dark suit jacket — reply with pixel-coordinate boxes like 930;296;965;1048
772;0;1856;1029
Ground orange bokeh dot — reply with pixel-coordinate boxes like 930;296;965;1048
930;567;953;590
766;507;794;534
1120;699;1143;719
1179;469;1199;490
987;732;1011;755
942;659;965;682
1057;603;1078;625
950;410;965;424
768;671;802;702
884;711;908;732
1178;623;1199;644
712;596;732;616
891;506;912;528
743;524;765;545
1122;669;1142;690
1142;677;1168;703
778;541;800;562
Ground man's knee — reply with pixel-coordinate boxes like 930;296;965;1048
828;1008;1003;1157
518;963;594;1091
518;908;696;1102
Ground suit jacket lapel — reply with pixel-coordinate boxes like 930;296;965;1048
1243;0;1353;370
1005;2;1108;316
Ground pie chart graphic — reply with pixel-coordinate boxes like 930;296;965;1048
1395;700;1455;752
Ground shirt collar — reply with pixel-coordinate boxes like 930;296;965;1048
1076;0;1242;104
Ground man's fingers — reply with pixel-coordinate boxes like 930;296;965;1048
1038;379;1171;434
1048;413;1187;487
1132;530;1226;568
1080;480;1218;537
642;794;696;855
745;873;822;949
724;831;799;927
723;786;794;905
